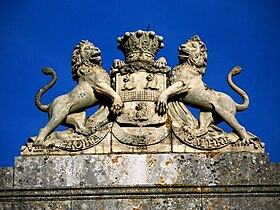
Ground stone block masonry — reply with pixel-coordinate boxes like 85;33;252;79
0;153;279;209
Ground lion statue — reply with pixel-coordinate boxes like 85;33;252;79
34;40;123;145
156;35;250;141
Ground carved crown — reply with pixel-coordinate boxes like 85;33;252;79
117;30;164;62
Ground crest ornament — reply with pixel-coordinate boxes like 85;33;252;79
116;30;164;63
21;30;264;155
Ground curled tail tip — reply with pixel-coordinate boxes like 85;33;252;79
230;66;242;75
42;67;54;75
35;67;57;112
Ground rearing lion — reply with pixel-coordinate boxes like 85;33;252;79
156;35;250;141
35;40;123;145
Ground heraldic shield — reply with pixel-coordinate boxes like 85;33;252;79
111;30;171;146
116;71;166;126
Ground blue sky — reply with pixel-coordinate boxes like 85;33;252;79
0;0;279;166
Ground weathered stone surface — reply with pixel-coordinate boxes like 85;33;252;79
202;197;280;210
72;198;202;210
2;151;279;209
0;185;279;209
0;167;13;188
11;153;280;188
0;201;71;210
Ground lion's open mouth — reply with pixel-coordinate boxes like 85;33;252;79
178;48;190;59
90;52;101;61
178;50;189;59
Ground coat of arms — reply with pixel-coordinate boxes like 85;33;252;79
21;30;264;155
110;30;171;146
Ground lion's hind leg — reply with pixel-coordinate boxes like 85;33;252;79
35;97;71;145
212;103;248;140
195;111;214;137
65;111;90;136
35;116;67;145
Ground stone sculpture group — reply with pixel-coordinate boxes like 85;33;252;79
21;30;264;154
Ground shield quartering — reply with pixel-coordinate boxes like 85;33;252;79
115;71;166;126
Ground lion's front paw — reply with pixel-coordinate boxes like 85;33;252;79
154;57;167;69
111;99;123;115
155;95;168;116
113;59;126;69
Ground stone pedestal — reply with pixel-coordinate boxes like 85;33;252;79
1;152;279;209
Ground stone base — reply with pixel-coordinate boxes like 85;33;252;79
20;131;265;156
0;185;279;209
1;153;279;209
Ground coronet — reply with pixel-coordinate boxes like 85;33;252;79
117;30;164;62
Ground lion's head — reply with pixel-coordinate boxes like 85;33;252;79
71;40;102;81
178;35;207;74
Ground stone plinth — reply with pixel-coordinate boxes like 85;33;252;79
1;152;280;209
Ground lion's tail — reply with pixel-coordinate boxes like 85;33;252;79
227;66;249;111
35;67;57;112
